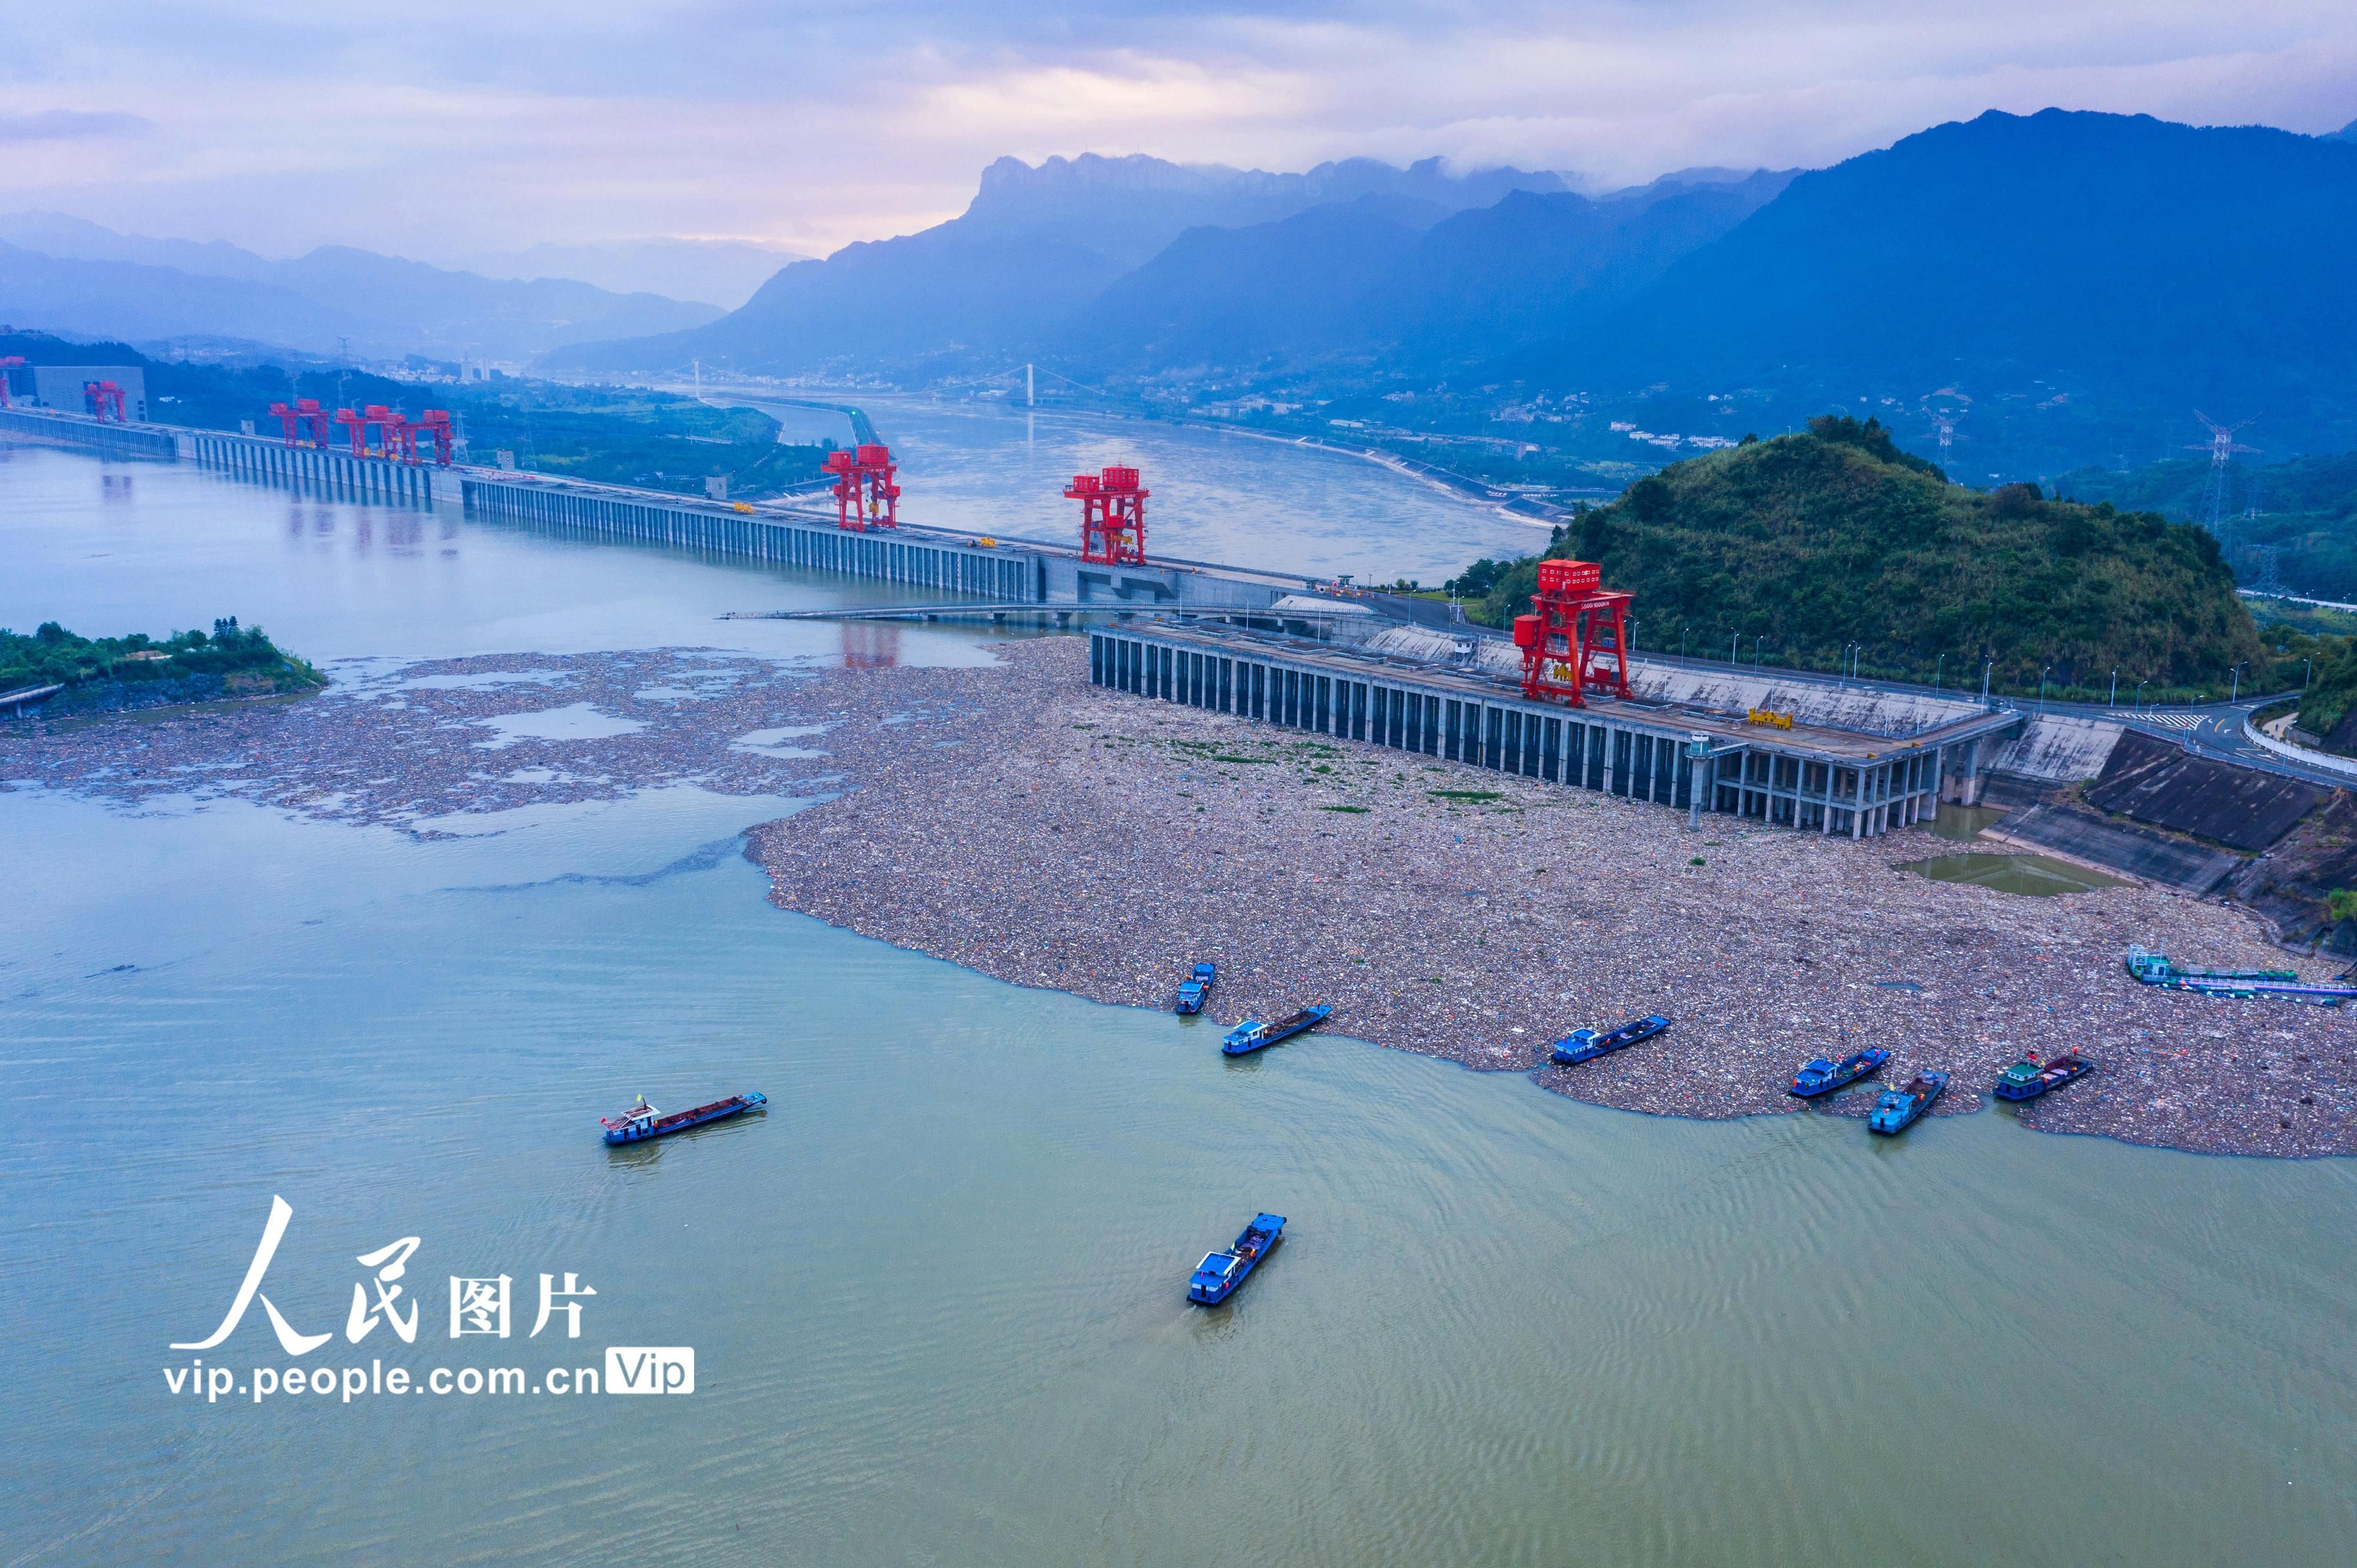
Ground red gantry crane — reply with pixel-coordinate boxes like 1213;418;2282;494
332;404;400;457
413;409;455;466
83;380;127;422
269;398;332;447
379;410;417;464
823;443;900;530
1514;559;1633;707
1067;464;1147;566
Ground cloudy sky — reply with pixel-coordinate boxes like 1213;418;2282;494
4;1;2353;264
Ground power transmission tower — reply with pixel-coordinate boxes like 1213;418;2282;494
2251;544;2284;598
1927;409;1959;463
2187;410;2259;549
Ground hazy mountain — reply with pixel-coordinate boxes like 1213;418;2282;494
960;153;1572;268
544;154;1574;374
0;241;368;351
2328;119;2357;143
1379;171;1793;359
1511;110;2357;435
0;213;724;358
265;246;721;356
1065;196;1444;368
1054;170;1791;374
449;238;811;310
2;212;281;282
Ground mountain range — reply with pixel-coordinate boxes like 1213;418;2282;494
0;213;724;360
445;238;811;310
1514;111;2357;413
550;111;2357;474
544;154;1601;375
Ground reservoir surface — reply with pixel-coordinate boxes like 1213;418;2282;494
3;445;2353;1566
749;392;1549;585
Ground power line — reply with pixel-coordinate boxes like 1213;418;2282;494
2187;409;2259;552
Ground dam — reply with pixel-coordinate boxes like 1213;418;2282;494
3;400;2028;821
1090;622;2023;837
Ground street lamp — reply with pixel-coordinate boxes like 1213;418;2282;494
2231;662;2243;702
2109;668;2118;705
2040;664;2052;710
1934;653;1945;695
2304;658;2313;689
1679;626;1688;665
1731;631;1739;666
2135;678;2147;710
1754;635;1765;665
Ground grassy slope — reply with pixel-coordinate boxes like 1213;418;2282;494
1473;417;2269;699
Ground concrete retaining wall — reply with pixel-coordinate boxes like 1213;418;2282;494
1986;714;2126;781
1989;806;2246;894
2084;729;2327;853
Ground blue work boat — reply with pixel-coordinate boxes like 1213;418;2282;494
1176;962;1217;1015
1788;1047;1889;1098
1867;1071;1947;1135
600;1091;767;1146
1187;1214;1285;1305
1993;1050;2092;1101
1222;1003;1332;1055
1550;1013;1671;1065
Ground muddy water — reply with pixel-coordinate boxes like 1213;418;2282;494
5;445;2354;1567
1902;850;2133;896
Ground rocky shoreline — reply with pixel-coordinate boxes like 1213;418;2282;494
13;664;322;720
6;635;2351;1158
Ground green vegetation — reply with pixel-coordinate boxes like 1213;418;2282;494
1466;415;2274;702
1;329;830;501
1318;804;1371;813
2056;453;2357;601
1;618;320;695
1430;789;1503;802
452;382;828;497
2293;640;2357;750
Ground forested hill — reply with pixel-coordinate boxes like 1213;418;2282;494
1473;417;2266;701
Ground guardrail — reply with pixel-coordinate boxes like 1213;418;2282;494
2241;718;2357;780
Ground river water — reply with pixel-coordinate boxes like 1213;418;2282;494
4;445;2354;1566
747;392;1549;585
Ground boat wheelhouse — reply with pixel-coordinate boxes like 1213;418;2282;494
1549;1013;1671;1065
1867;1071;1948;1135
1187;1213;1286;1305
600;1091;767;1146
1789;1047;1890;1098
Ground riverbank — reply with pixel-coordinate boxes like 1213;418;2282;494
5;635;2348;1157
